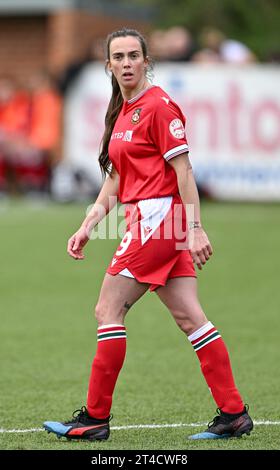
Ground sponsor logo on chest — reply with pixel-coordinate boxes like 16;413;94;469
123;130;133;142
111;131;134;142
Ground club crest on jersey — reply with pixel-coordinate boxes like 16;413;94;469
131;108;142;124
169;118;185;139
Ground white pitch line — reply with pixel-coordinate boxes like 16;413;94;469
0;428;44;434
0;420;280;434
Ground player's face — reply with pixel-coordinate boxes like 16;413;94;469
108;36;148;91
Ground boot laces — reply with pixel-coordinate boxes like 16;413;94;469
70;406;113;423
71;406;88;423
207;408;227;429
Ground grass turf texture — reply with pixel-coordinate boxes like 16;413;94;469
0;199;280;450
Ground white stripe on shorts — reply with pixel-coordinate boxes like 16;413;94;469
119;268;135;279
138;196;172;245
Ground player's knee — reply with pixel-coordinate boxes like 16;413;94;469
94;301;123;326
177;318;194;335
176;317;208;336
94;302;107;325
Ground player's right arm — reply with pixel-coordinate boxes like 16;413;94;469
67;168;119;260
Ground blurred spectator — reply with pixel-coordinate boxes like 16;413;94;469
149;27;194;62
0;76;29;137
199;28;225;55
191;48;221;64
220;39;257;64
149;29;168;61
164;26;194;61
0;76;30;194
198;27;257;64
0;71;62;196
27;71;61;156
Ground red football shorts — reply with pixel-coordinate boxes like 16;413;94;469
106;195;196;291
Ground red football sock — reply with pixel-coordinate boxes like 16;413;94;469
188;322;244;414
87;324;126;419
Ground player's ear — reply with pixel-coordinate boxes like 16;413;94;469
144;56;150;72
106;59;112;73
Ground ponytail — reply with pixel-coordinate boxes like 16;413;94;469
99;74;123;177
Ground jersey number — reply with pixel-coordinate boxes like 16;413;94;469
116;231;132;256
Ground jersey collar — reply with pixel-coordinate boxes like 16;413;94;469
126;85;155;105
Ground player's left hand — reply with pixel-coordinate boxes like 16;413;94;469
189;227;213;270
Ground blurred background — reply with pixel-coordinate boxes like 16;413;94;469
0;0;279;202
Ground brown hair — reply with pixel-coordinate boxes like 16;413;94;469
99;28;151;177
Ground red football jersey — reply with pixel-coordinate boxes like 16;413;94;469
108;85;189;203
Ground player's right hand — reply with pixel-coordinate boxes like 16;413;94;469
67;226;89;260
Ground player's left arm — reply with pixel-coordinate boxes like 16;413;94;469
168;153;213;270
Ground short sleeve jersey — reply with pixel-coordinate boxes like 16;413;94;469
108;85;189;203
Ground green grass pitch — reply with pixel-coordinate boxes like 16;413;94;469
0;199;280;450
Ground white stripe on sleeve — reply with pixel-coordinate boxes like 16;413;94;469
163;144;189;161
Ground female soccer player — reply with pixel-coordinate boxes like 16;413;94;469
44;28;253;441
